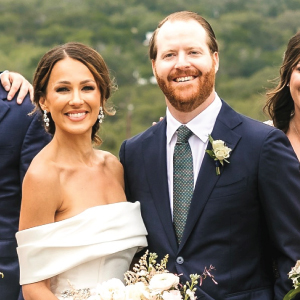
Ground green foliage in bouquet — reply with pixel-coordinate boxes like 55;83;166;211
60;251;217;299
124;251;217;300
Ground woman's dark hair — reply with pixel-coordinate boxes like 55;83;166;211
33;42;115;145
264;32;300;133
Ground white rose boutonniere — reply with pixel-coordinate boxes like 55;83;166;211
206;135;232;175
284;260;300;300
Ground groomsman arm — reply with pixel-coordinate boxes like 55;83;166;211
258;128;300;299
0;71;33;103
19;109;51;182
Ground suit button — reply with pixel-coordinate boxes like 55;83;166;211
176;256;184;264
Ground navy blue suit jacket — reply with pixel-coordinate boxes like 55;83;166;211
0;85;51;299
120;101;300;300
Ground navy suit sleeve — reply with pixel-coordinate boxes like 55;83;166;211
258;128;300;299
119;141;125;166
19;112;51;183
119;140;132;203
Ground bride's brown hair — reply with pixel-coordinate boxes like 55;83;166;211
33;42;115;145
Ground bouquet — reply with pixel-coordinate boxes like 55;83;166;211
284;260;300;300
61;251;217;300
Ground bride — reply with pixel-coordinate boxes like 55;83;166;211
16;42;147;299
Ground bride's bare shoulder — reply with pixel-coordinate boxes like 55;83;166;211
95;149;124;178
96;149;122;168
94;150;126;199
24;146;61;197
26;146;56;177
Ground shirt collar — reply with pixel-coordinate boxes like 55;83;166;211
166;93;222;144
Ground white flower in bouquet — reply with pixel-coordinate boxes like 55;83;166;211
97;278;126;300
149;273;179;293
88;295;100;300
162;290;182;300
61;252;217;300
137;270;148;277
125;282;149;300
185;289;195;300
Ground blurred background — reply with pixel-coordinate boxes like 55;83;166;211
1;0;300;155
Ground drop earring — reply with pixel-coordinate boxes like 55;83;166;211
98;107;104;123
43;110;50;127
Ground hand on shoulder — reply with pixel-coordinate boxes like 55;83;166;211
0;71;33;103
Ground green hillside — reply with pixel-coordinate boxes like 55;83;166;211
1;0;300;155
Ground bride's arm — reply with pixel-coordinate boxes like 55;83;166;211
19;157;62;299
22;280;59;300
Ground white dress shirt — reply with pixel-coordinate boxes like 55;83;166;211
166;93;222;215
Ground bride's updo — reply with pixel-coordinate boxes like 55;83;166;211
32;42;115;145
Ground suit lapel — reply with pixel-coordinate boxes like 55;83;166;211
142;119;178;250
179;101;242;250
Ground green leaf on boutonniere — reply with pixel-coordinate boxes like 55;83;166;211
206;150;215;157
283;287;300;300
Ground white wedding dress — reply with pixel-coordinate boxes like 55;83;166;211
16;202;147;299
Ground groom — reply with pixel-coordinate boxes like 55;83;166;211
120;11;300;300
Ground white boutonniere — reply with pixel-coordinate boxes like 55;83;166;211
206;135;231;175
283;260;300;300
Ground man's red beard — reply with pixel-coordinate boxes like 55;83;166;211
154;64;216;113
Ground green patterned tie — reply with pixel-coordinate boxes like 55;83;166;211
173;125;194;244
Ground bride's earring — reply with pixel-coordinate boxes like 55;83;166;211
98;107;104;123
43;110;50;127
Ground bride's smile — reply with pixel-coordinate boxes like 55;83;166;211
65;110;88;121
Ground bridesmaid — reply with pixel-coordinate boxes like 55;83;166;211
264;31;300;160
